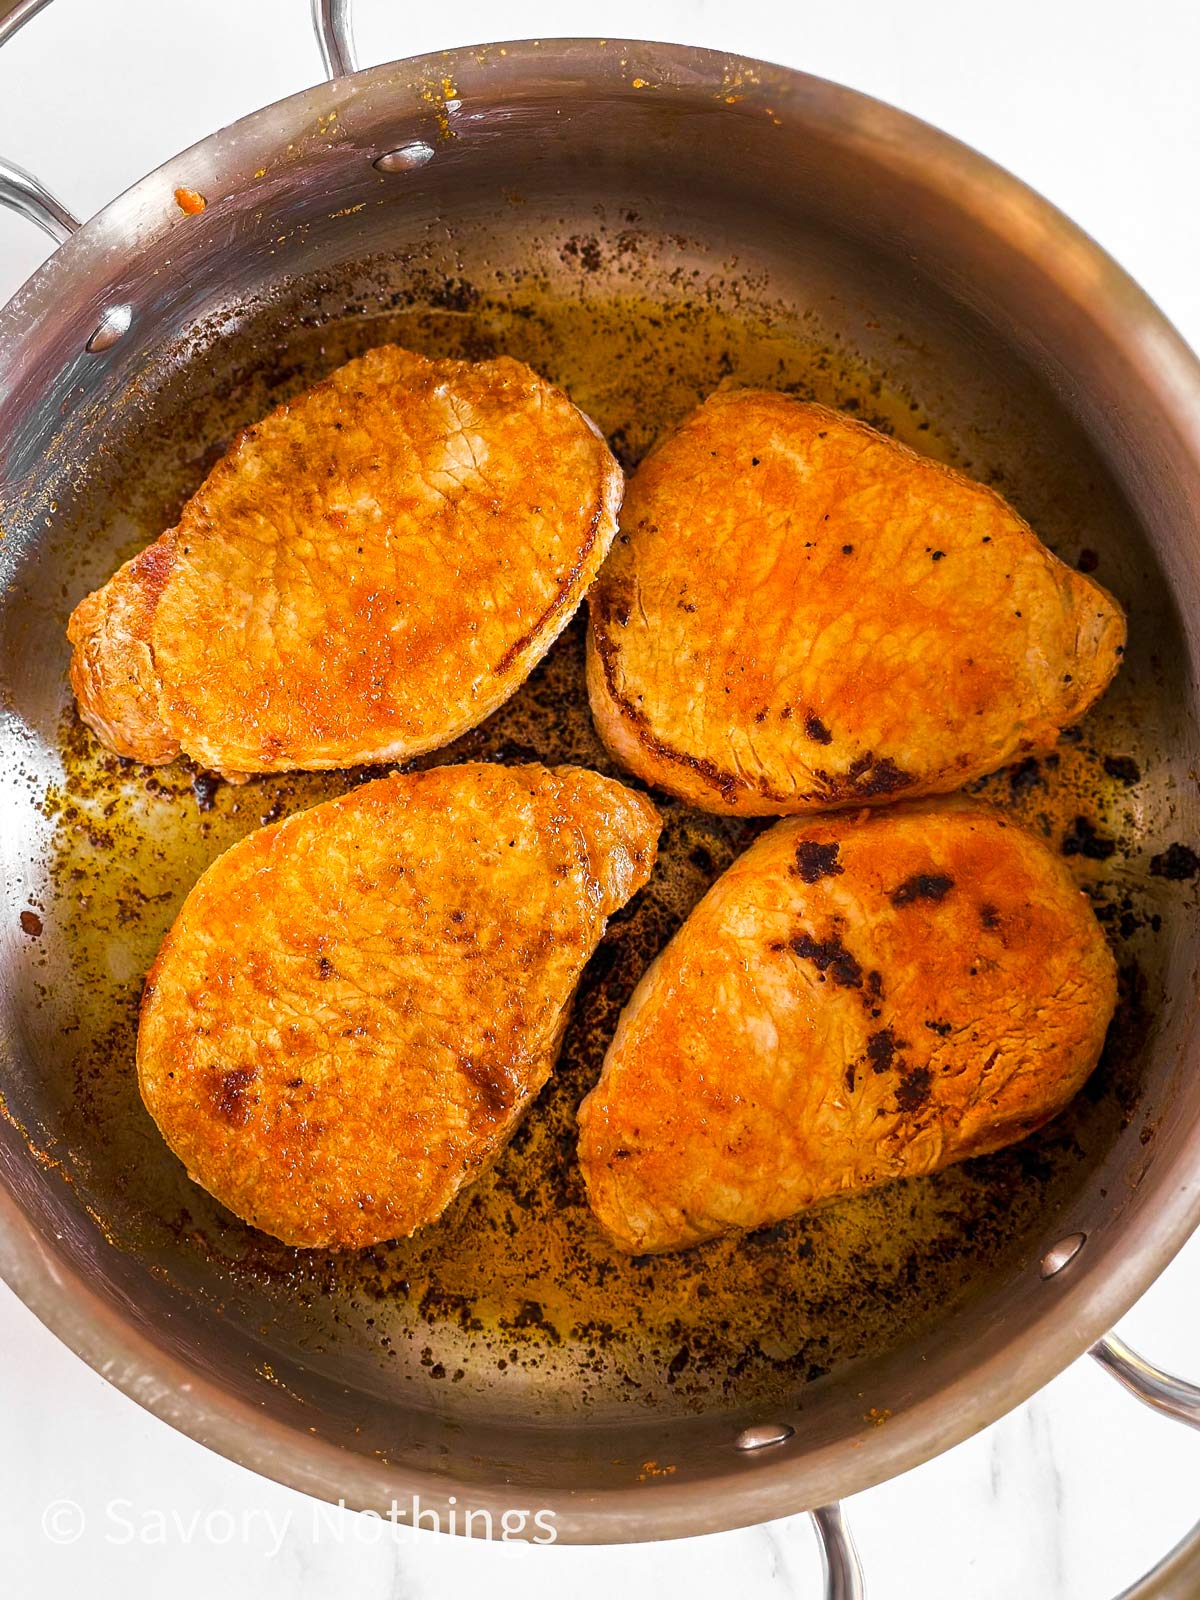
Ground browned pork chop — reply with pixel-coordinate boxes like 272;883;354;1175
588;390;1125;814
69;347;622;777
138;763;660;1248
578;801;1116;1254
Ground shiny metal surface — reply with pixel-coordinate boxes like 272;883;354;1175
0;153;78;241
1;14;1200;1557
1091;1335;1200;1429
813;1504;866;1600
0;1;78;243
373;140;436;172
82;300;132;353
736;1424;797;1451
0;0;53;49
1119;1521;1200;1600
1090;1339;1200;1597
1041;1232;1089;1278
311;0;357;78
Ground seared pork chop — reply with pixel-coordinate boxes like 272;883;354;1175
578;801;1115;1254
69;348;622;777
138;762;660;1248
587;390;1125;814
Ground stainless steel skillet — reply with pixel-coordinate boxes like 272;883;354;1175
2;1;1200;1591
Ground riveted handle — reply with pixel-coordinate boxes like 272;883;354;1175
0;0;80;239
1088;1335;1200;1599
819;1336;1200;1599
0;0;364;250
311;0;358;78
1091;1334;1200;1429
812;1502;866;1599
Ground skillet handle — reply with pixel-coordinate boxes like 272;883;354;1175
0;153;77;241
0;0;362;243
311;0;358;78
1091;1333;1200;1429
1088;1334;1200;1600
0;0;80;238
812;1502;866;1599
820;1337;1200;1600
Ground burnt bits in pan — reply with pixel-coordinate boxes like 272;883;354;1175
27;267;1172;1414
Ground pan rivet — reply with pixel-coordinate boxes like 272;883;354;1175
85;303;132;353
373;142;436;173
1040;1231;1087;1278
735;1422;795;1451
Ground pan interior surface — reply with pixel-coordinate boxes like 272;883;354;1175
1;44;1198;1536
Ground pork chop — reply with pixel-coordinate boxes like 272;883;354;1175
138;762;660;1248
69;348;623;777
578;800;1115;1253
587;390;1125;814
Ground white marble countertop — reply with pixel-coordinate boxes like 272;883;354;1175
2;2;1199;1595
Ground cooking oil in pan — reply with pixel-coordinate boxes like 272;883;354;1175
14;266;1180;1417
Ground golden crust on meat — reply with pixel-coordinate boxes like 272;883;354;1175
138;762;660;1249
578;801;1116;1254
587;390;1125;815
69;348;623;778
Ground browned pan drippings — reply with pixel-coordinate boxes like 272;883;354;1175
20;261;1177;1420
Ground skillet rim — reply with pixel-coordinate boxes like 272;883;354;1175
2;34;1200;1542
